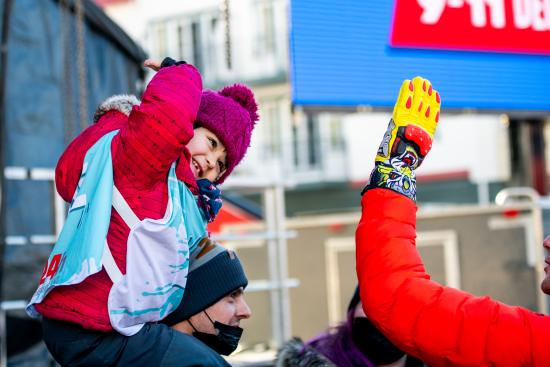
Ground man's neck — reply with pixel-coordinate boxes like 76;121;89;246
172;320;194;335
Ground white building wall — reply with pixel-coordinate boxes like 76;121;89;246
101;0;512;191
103;0;221;44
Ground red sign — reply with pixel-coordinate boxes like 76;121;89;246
390;0;550;54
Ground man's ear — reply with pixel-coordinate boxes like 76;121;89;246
196;238;217;259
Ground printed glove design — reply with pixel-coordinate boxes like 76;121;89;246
366;76;441;200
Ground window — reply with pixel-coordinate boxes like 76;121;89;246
292;110;321;171
191;21;203;71
327;115;344;151
155;23;166;58
177;24;184;60
147;10;220;78
306;113;320;167
254;0;276;56
262;101;281;159
206;17;220;76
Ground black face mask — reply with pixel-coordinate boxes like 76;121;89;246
351;317;406;365
191;312;243;356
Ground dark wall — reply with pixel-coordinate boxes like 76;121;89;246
3;0;145;302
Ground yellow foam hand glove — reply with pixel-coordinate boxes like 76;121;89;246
377;76;440;167
366;76;441;201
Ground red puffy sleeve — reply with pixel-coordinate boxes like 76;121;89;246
112;64;202;190
55;64;202;200
55;110;127;202
356;188;550;366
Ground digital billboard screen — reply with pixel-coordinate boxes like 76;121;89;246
289;0;550;111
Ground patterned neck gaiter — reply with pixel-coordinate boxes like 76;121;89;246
196;179;222;223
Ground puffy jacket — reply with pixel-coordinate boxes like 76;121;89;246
35;64;202;331
356;188;550;366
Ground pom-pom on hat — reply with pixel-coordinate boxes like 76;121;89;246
194;84;259;184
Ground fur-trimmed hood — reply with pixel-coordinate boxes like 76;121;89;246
93;94;140;123
276;338;335;367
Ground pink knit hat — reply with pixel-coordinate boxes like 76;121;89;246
195;84;259;184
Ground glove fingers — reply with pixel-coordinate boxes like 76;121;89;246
397;79;413;109
429;84;441;130
411;76;426;118
384;77;442;163
393;79;413;124
409;76;440;139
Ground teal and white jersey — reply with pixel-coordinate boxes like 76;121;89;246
28;130;208;336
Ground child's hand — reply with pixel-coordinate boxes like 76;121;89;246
144;58;188;72
365;77;441;201
143;59;161;72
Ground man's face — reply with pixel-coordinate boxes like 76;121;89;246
190;287;251;334
542;236;550;295
187;127;227;182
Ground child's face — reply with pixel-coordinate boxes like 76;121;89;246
187;127;227;182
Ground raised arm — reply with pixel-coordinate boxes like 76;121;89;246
356;77;550;366
55;60;202;200
113;61;202;189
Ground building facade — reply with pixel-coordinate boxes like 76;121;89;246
96;0;550;217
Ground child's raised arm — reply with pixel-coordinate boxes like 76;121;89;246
113;61;203;190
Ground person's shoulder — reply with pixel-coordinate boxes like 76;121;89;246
93;94;139;123
168;332;231;367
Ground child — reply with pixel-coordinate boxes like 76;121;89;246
27;57;258;346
